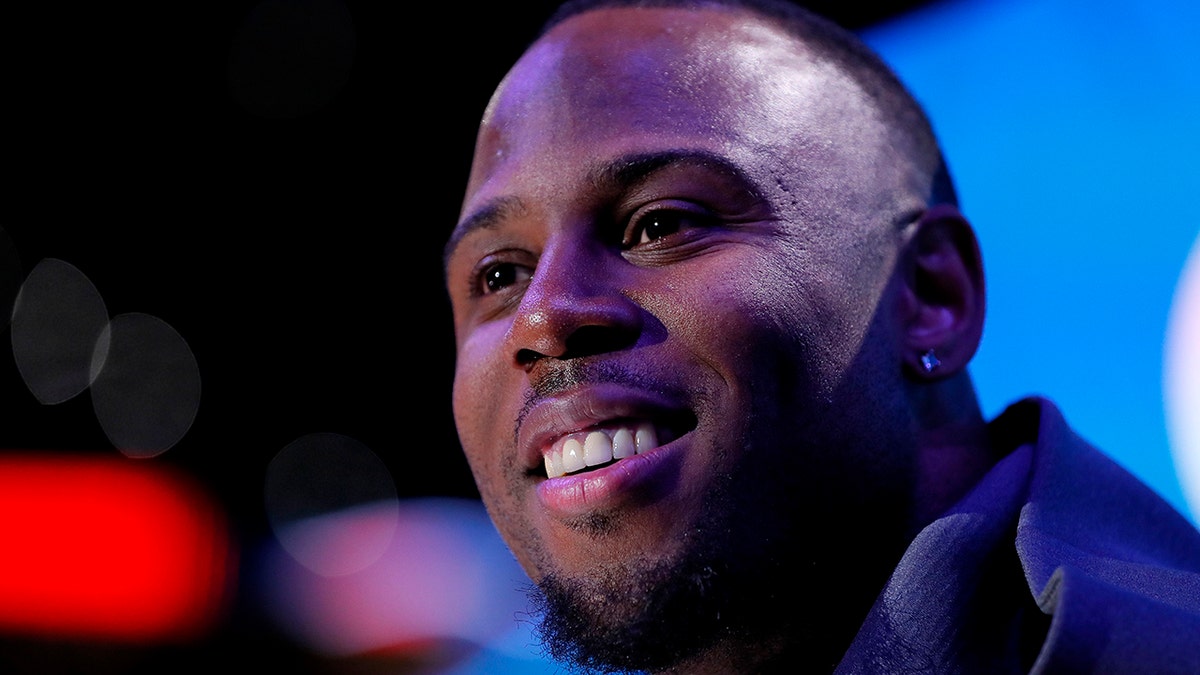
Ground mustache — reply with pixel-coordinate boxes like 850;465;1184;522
513;359;674;443
530;359;641;398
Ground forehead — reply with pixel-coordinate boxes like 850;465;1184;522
462;6;885;209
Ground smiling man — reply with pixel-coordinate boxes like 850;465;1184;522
443;1;1200;673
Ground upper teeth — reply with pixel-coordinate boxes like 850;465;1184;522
544;423;659;478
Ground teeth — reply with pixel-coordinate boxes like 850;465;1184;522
561;438;586;474
635;423;656;453
612;428;635;459
543;423;661;479
584;431;613;466
544;450;562;480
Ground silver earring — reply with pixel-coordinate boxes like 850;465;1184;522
920;349;941;373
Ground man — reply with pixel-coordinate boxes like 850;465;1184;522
443;0;1200;672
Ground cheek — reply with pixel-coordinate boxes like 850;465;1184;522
657;247;872;406
451;322;515;479
634;253;817;407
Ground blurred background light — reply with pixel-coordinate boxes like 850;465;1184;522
91;312;202;459
862;0;1200;523
1165;236;1200;518
265;432;399;577
254;497;547;672
11;258;109;405
0;454;232;642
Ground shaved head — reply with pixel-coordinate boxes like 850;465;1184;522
542;0;958;209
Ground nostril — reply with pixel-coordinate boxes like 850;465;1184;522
514;323;638;369
563;324;638;359
516;348;544;368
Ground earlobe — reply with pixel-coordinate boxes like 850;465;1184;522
899;204;985;379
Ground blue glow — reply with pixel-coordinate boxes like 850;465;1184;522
863;0;1200;521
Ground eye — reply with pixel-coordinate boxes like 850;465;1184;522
626;205;716;247
478;260;533;295
634;211;682;244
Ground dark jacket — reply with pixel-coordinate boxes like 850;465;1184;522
836;398;1200;674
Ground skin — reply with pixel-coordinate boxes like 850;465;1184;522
446;6;990;672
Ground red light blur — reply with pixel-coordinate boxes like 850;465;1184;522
0;453;233;642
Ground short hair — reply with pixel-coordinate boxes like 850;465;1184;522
540;0;958;207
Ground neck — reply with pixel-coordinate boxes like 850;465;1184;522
909;373;994;528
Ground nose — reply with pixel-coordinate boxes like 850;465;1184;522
506;238;642;369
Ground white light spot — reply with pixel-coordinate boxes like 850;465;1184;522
10;258;109;404
1165;232;1200;521
90;312;201;458
264;433;398;577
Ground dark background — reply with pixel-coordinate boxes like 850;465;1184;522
1;0;938;670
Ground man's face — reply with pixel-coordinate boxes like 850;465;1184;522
445;6;923;662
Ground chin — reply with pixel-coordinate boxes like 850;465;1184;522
523;465;776;672
531;543;739;673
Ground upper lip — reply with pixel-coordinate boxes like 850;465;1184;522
516;383;693;475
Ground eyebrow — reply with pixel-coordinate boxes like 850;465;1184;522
596;148;759;195
443;149;762;268
444;196;526;269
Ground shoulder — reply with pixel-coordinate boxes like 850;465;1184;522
1000;397;1200;673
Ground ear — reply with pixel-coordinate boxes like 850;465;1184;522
897;204;985;379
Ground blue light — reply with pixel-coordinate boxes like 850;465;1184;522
863;0;1200;521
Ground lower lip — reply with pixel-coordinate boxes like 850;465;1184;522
535;440;685;519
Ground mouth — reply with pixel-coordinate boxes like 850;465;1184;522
539;413;696;479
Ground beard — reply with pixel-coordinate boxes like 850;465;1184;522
523;454;910;675
525;477;837;674
527;519;896;675
530;544;750;673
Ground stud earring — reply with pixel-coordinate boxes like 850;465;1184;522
920;349;941;373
